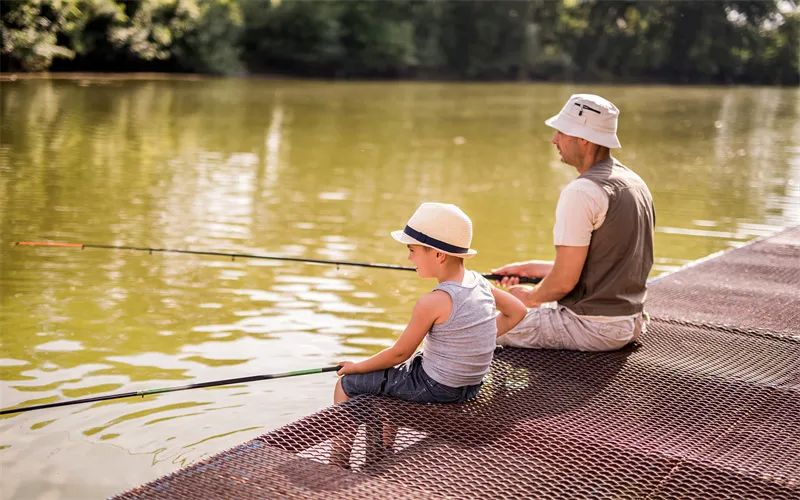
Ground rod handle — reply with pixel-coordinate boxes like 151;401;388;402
482;274;542;285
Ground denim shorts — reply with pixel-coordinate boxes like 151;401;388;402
341;353;482;404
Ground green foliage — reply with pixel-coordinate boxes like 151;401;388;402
240;0;343;74
105;0;243;73
744;7;800;84
174;0;244;74
2;0;243;74
435;1;529;79
1;0;81;71
65;0;126;62
107;0;189;61
337;1;417;76
2;0;797;84
240;0;416;76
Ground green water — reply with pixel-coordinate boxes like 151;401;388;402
1;76;798;499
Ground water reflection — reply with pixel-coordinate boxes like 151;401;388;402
0;77;798;498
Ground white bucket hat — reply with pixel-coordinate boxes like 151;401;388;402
545;94;622;149
391;202;477;258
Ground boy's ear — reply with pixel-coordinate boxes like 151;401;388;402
435;251;447;263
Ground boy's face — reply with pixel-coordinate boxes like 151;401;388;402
407;244;439;278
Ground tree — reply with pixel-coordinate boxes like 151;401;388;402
1;0;82;71
2;0;797;84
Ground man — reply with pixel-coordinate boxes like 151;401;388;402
494;94;655;351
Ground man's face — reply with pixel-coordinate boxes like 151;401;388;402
551;130;582;167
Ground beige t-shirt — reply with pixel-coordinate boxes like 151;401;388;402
553;178;608;246
553;178;640;323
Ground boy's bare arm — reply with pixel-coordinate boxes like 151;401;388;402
491;286;527;336
338;291;450;375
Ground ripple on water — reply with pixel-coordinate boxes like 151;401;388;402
0;359;28;367
30;419;56;430
83;402;212;437
180;356;250;367
35;340;84;352
318;191;349;201
230;288;284;302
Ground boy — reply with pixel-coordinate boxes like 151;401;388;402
334;202;526;404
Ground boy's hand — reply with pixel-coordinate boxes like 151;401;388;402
495;275;521;288
337;361;358;376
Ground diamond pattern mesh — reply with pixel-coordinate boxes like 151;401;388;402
647;227;800;337
116;227;800;499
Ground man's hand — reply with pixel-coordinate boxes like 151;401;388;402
507;285;541;308
492;260;553;288
337;361;358;376
492;261;534;275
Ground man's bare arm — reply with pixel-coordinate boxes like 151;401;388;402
505;246;588;307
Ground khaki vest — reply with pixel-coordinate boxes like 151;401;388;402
559;157;655;316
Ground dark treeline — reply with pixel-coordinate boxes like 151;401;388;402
2;0;798;85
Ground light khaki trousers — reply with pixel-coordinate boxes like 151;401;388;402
497;304;647;352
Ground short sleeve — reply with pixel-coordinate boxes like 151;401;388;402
553;179;609;246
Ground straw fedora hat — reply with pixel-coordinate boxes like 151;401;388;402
545;94;622;149
391;202;478;258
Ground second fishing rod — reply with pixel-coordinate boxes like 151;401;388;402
15;241;542;284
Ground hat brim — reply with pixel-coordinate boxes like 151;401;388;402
391;230;477;259
545;114;622;149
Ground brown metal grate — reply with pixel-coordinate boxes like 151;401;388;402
117;227;800;499
117;322;800;499
648;226;800;337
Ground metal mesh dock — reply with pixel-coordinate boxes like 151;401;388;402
117;227;800;499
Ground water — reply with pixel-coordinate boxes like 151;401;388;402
0;76;798;499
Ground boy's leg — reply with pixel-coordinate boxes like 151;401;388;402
329;427;355;469
334;378;349;404
382;418;398;451
330;377;359;468
330;369;391;468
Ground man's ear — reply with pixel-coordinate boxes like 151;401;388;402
435;251;447;263
581;138;599;154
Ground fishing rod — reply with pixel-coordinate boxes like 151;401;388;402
0;365;341;416
15;241;542;284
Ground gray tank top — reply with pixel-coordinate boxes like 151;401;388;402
422;270;497;388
